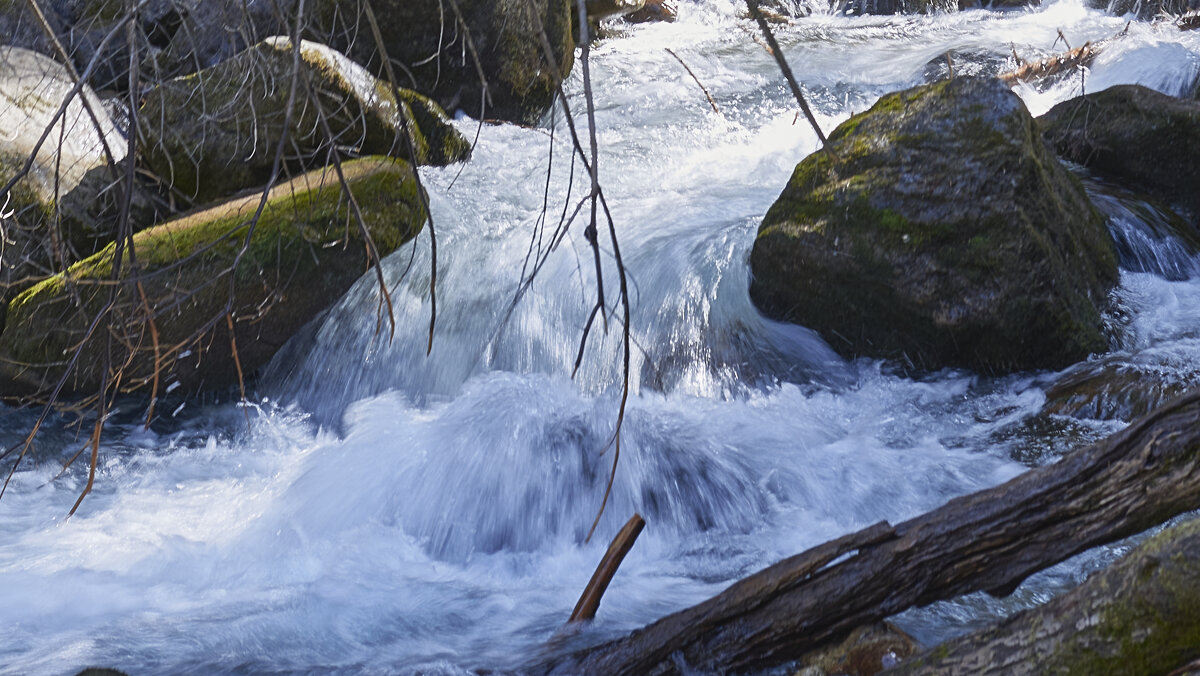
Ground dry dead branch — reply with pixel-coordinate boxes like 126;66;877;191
537;392;1200;675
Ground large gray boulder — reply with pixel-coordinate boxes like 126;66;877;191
138;37;469;204
0;45;128;312
307;0;575;124
749;77;1119;374
1040;85;1200;225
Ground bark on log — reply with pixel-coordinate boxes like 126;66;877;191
888;516;1200;675
537;392;1200;675
999;42;1099;86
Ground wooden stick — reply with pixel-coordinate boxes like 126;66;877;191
569;513;646;623
999;41;1097;86
664;48;721;114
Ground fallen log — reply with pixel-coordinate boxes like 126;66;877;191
998;41;1099;86
888;515;1200;675
536;392;1200;675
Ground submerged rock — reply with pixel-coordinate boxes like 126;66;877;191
795;622;920;675
0;157;426;399
308;0;575;125
749;77;1118;374
921;50;1011;83
1040;84;1200;225
139;37;468;205
1042;352;1200;421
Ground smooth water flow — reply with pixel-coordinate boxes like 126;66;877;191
2;2;1199;673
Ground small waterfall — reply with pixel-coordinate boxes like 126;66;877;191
1089;184;1200;281
2;2;1200;673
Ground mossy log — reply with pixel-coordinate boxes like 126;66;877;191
0;157;425;399
539;393;1200;675
889;516;1200;675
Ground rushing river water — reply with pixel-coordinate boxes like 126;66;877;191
3;1;1200;673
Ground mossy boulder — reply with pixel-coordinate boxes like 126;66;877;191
308;0;575;125
139;37;468;204
1040;85;1200;224
0;46;133;307
892;516;1200;674
749;77;1118;374
0;157;425;399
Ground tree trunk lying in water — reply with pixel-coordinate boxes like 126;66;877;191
999;42;1099;86
537;392;1200;675
889;515;1200;675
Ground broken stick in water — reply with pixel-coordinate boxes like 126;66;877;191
569;513;646;623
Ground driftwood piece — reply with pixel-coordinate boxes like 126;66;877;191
889;516;1200;675
539;393;1200;675
999;42;1099;86
569;513;646;623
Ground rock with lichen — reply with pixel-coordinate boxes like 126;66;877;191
749;76;1118;374
138;36;468;204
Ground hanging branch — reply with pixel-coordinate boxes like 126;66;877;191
664;48;720;114
744;0;828;151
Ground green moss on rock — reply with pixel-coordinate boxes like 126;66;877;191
749;76;1118;374
0;157;426;399
138;37;468;204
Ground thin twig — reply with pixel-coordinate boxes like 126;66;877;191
745;0;828;152
664;48;720;114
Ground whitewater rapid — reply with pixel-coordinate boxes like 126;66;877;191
2;1;1198;673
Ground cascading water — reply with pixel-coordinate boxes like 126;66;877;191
2;1;1199;673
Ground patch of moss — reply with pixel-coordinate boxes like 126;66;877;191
1;157;426;397
1050;520;1200;675
749;77;1117;374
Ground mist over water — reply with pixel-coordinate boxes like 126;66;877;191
2;1;1199;673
